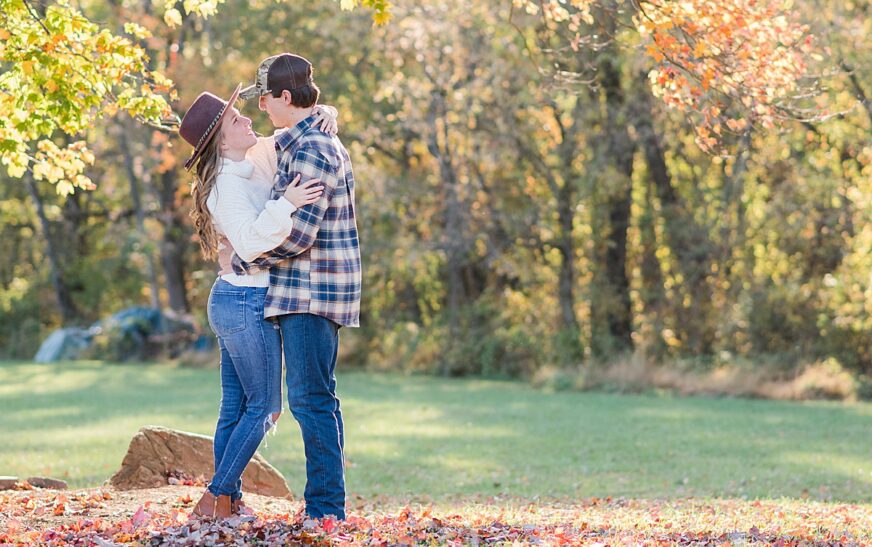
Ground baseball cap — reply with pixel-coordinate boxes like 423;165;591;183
239;53;314;100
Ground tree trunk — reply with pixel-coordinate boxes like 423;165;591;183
156;169;189;313
638;179;667;356
604;189;633;349
429;90;466;374
596;52;635;354
26;176;80;324
556;192;580;337
118;126;162;309
544;99;586;359
635;84;715;354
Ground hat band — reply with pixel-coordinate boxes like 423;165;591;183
193;103;228;152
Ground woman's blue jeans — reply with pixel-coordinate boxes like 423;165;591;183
207;278;282;501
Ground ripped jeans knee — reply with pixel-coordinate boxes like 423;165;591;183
261;411;282;445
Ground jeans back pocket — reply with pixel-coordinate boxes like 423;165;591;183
208;290;247;336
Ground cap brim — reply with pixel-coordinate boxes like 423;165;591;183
238;83;262;101
184;83;243;171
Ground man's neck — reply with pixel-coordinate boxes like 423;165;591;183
283;106;315;129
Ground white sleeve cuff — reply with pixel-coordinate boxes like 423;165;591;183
265;197;297;216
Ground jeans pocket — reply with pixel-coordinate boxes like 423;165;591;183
208;291;247;336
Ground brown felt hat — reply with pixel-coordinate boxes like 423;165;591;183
179;83;242;171
239;53;314;100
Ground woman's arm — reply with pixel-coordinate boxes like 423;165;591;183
312;104;339;135
209;174;323;263
208;176;301;263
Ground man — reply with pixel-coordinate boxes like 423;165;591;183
228;53;361;520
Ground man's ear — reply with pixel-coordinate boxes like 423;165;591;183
282;89;294;106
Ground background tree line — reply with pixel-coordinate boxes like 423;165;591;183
1;0;869;391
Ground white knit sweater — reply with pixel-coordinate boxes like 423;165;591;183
207;136;295;287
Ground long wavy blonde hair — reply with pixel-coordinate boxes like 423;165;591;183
190;131;223;260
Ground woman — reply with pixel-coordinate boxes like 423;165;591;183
178;83;337;518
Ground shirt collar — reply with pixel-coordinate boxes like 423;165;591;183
219;158;255;179
275;115;317;152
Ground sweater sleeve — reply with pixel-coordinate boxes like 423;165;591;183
207;175;298;263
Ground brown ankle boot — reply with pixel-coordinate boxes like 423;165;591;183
214;494;232;519
231;499;250;515
192;491;233;519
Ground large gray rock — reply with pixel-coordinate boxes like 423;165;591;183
34;308;203;363
34;328;91;362
109;426;292;499
88;307;197;361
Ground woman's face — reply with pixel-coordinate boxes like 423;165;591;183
220;107;257;155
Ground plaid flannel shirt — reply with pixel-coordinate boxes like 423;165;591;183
231;116;361;327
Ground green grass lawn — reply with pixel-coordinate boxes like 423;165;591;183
1;360;870;504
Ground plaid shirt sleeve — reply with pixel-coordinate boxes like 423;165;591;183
231;145;339;274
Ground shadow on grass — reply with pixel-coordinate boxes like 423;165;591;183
1;362;870;503
0;361;218;431
329;374;872;502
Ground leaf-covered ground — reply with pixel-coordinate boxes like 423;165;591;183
1;486;869;546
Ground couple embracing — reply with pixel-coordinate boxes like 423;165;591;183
177;53;360;521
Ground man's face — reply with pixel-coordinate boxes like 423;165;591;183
258;92;290;128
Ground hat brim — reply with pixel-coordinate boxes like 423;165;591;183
238;83;264;101
184;83;243;171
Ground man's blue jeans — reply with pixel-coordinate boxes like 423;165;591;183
207;279;283;501
279;313;345;519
